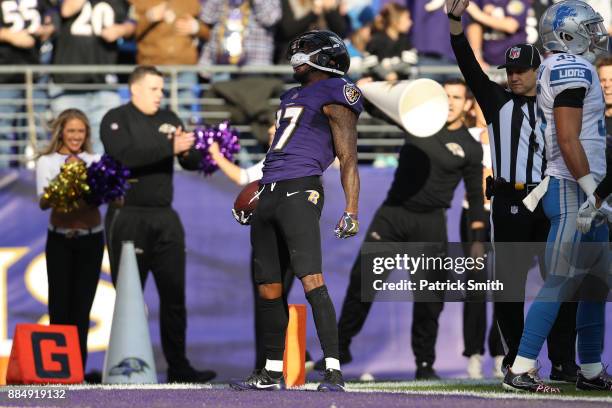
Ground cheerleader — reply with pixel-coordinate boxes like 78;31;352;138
36;109;103;373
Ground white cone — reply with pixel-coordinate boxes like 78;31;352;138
102;241;157;384
360;79;449;137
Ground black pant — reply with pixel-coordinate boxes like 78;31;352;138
337;205;446;366
45;230;104;370
251;177;324;283
105;206;191;371
460;209;505;357
491;192;577;367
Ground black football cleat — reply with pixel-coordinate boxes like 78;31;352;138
230;368;285;391
576;368;612;391
415;363;440;380
502;367;561;393
317;368;345;392
550;361;579;383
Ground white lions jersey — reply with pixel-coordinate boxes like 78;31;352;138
536;53;606;182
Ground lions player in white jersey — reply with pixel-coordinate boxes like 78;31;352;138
503;0;611;393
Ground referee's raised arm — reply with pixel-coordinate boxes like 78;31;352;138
446;0;508;122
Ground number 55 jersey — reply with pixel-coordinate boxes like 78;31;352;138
261;77;363;184
0;0;51;82
52;0;129;84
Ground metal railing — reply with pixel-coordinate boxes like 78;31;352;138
0;64;483;166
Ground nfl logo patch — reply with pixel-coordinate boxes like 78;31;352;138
509;47;521;59
343;84;361;105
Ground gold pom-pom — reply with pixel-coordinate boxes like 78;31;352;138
43;161;90;213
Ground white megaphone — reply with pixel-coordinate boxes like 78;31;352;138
360;79;449;137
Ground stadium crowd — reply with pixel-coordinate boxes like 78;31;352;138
0;0;611;165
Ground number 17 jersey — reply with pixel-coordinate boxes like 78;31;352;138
260;77;363;184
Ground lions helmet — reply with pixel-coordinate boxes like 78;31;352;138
287;30;350;76
539;0;609;62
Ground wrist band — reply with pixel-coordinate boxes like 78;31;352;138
447;13;461;21
577;173;597;197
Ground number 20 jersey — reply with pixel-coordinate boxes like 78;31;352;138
53;0;129;84
537;53;606;182
260;77;363;184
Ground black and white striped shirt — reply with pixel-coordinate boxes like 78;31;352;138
451;33;546;185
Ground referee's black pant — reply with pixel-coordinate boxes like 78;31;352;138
105;206;191;371
491;191;577;368
337;205;446;367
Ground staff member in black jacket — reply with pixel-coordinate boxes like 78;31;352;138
315;79;487;379
101;65;216;383
447;0;578;382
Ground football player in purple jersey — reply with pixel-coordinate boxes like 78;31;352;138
230;30;363;392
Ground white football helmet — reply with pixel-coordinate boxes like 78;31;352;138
539;0;609;62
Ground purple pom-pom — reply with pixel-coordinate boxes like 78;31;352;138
85;154;130;206
194;121;241;176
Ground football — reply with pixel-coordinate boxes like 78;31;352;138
234;180;261;214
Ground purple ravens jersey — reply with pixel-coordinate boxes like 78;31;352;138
261;77;363;184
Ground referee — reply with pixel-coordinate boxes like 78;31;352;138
101;65;216;383
447;0;578;382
